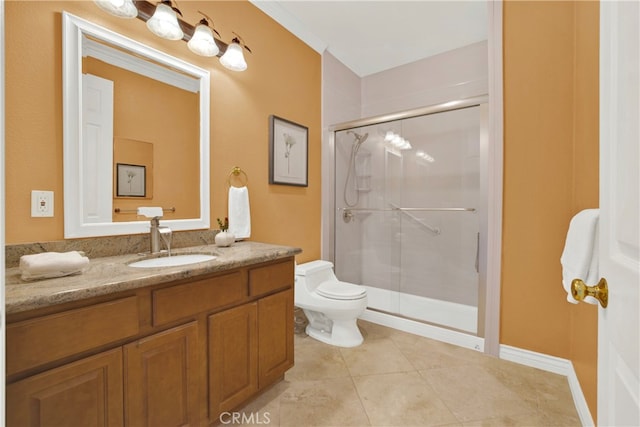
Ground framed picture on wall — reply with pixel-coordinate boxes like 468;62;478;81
116;163;146;197
269;115;308;187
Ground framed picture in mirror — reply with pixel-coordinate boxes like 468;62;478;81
116;163;146;197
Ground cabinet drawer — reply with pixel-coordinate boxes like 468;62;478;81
249;260;294;297
7;296;139;376
153;271;246;326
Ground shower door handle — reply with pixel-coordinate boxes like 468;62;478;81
475;232;480;273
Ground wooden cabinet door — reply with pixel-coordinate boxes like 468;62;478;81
208;303;258;418
124;322;199;427
257;289;294;388
7;348;124;427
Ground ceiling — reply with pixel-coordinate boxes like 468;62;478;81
250;0;488;77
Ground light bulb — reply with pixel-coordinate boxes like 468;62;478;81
146;2;183;40
188;23;219;57
94;0;137;19
220;40;247;72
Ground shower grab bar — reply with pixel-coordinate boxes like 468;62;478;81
340;207;476;212
388;202;440;235
340;206;475;230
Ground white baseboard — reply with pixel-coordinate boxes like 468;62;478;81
499;345;595;427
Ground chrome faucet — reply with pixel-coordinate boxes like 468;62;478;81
149;217;172;255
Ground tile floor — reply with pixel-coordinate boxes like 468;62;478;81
234;320;582;426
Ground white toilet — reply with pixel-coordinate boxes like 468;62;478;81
295;260;368;347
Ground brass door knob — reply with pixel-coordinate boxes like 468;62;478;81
571;278;608;308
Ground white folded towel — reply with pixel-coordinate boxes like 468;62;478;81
137;206;164;218
560;209;599;304
228;186;251;239
19;251;90;281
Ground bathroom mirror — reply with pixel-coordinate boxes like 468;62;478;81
62;12;210;238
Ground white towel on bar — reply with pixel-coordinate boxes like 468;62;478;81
19;251;90;281
137;206;163;218
228;186;251;239
560;209;599;304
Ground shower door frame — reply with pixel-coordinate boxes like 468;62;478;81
328;95;499;352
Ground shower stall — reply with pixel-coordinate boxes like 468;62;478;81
332;97;488;337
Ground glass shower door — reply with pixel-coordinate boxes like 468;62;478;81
334;104;483;335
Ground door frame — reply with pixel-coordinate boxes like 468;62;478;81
1;0;6;424
482;0;504;356
597;0;640;424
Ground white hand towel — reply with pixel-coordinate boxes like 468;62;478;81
228;186;251;239
560;209;599;304
19;251;90;281
137;206;164;218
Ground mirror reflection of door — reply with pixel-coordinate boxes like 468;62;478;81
82;73;113;224
82;37;200;223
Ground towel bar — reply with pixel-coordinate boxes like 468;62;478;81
114;207;175;214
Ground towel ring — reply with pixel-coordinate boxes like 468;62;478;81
227;166;248;188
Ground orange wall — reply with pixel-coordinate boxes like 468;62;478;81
569;1;599;418
5;1;321;262
503;0;599;417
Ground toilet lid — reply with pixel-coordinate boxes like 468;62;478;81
316;281;366;300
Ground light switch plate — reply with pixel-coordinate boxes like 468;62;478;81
31;190;54;217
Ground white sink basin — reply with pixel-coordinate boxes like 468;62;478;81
129;254;216;268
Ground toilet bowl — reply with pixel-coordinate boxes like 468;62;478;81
295;260;368;347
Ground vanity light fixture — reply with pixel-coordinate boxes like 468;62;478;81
219;33;252;72
187;12;221;57
94;0;138;19
146;0;184;40
93;0;252;71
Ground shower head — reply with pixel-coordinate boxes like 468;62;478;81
347;130;369;146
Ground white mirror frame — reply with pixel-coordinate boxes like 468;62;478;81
62;12;210;238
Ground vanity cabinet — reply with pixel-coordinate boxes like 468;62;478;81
6;348;124;427
6;257;295;427
124;322;200;427
208;289;294;418
257;289;294;387
209;303;258;415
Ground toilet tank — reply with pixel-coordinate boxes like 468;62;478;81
295;260;336;290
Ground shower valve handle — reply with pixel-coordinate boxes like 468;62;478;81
342;209;354;223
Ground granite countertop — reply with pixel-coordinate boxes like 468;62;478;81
5;241;302;315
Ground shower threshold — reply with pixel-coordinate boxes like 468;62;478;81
363;286;477;334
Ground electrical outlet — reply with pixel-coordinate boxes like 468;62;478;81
31;190;54;217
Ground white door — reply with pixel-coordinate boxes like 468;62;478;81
598;1;640;425
82;73;114;223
